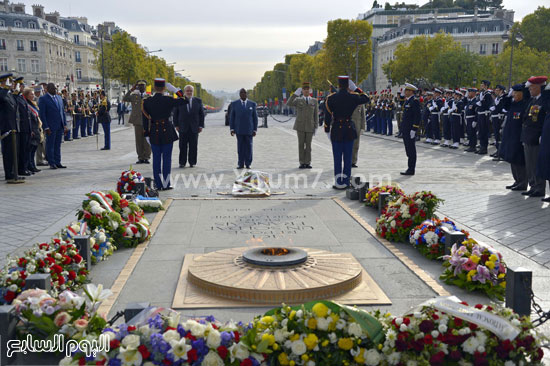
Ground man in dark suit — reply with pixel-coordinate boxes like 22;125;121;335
0;73;25;183
143;78;188;190
38;83;67;170
173;85;205;168
229;88;258;169
400;84;421;175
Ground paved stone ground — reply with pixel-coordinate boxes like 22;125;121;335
1;109;550;343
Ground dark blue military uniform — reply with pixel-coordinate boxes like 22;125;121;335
143;90;188;190
450;96;464;147
536;88;550;195
427;95;443;143
475;87;493;153
401;94;421;173
521;89;547;196
325;85;369;188
490;86;507;153
0;82;21;181
465;94;478;151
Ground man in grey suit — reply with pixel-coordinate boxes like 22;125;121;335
351;104;366;167
287;81;318;169
230;88;258;169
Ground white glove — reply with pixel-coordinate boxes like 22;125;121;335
508;89;514;97
294;87;302;96
428;106;434;112
545;84;550;90
489;106;495;111
410;130;416;139
502;109;507;113
472;122;477;128
348;80;357;91
476;101;482;107
165;82;178;94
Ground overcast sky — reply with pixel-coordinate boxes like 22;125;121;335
19;0;547;92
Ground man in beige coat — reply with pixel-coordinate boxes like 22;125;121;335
351;103;366;167
123;80;151;164
287;82;318;169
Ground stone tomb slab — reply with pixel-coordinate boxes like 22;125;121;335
164;199;391;308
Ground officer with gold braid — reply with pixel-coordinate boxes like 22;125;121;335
324;76;369;189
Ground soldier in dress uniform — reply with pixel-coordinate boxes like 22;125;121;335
400;83;421;175
142;78;188;190
426;88;443;145
499;83;529;192
464;88;478;152
13;77;32;177
395;90;405;138
440;89;453;147
536;79;550;202
421;91;432;140
490;85;506;160
287;81;318;169
521;76;547;198
124;80;152;164
475;80;493;154
351;102;366;168
449;90;465;149
61;89;73;141
1;73;25;183
324;76;369;189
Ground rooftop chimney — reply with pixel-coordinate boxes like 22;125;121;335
11;2;25;14
32;4;44;18
45;11;60;25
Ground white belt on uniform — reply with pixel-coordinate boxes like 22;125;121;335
477;111;490;115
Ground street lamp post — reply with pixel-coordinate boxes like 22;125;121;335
99;25;106;91
502;31;523;90
346;38;369;84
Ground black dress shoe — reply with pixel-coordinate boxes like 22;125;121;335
522;190;534;196
305;165;312;169
299;164;306;169
100;147;110;150
490;152;497;157
56;164;67;168
511;185;527;191
465;147;476;152
31;168;41;173
492;157;502;161
179;164;186;168
352;164;358;168
50;165;58;169
506;184;516;189
237;166;244;169
136;160;144;164
246;166;250;169
332;185;348;190
143;160;150;164
400;171;415;176
163;186;173;191
73;137;80;140
542;197;550;202
20;171;32;176
476;149;487;155
37;162;48;166
190;165;194;168
529;192;545;198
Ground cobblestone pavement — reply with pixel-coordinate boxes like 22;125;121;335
1;111;549;271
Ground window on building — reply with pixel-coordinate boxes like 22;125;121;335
75;51;81;63
424;28;430;34
17;59;26;73
16;40;24;51
74;35;79;44
71;23;76;29
0;58;8;72
463;44;470;52
30;40;38;52
31;59;39;73
42;23;47;29
413;28;418;34
0;20;5;27
481;26;486;32
494;25;500;31
479;44;487;55
492;43;499;54
0;39;5;50
465;26;471;33
76;68;82;80
452;27;458;34
14;20;22;28
28;21;36;29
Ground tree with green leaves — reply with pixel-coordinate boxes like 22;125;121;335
489;43;550;87
430;46;489;88
519;7;550;53
97;31;145;87
382;32;457;86
324;19;373;84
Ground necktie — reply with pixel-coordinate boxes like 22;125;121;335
187;99;191;113
242;101;245;108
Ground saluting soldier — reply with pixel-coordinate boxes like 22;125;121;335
0;73;25;183
142;78;188;191
536;79;550;202
400;83;421;175
124;80;152;164
287;81;318;169
324;76;369;189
